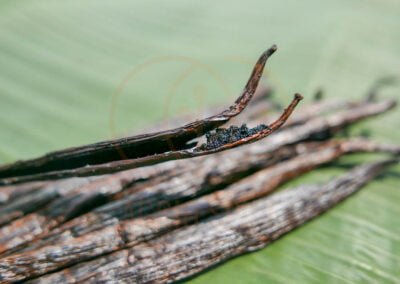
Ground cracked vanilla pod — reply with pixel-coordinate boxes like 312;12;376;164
0;46;304;185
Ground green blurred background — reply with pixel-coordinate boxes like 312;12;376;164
0;1;399;283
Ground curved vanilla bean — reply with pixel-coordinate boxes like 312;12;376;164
0;46;278;182
25;158;397;284
0;92;302;185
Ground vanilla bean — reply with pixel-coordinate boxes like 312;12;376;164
24;158;397;284
0;46;289;184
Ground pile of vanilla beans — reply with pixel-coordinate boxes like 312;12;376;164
0;46;399;284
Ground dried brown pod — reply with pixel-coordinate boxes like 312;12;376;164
0;45;304;185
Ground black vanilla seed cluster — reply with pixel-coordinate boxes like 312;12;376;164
199;124;270;150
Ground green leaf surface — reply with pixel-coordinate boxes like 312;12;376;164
0;1;399;283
